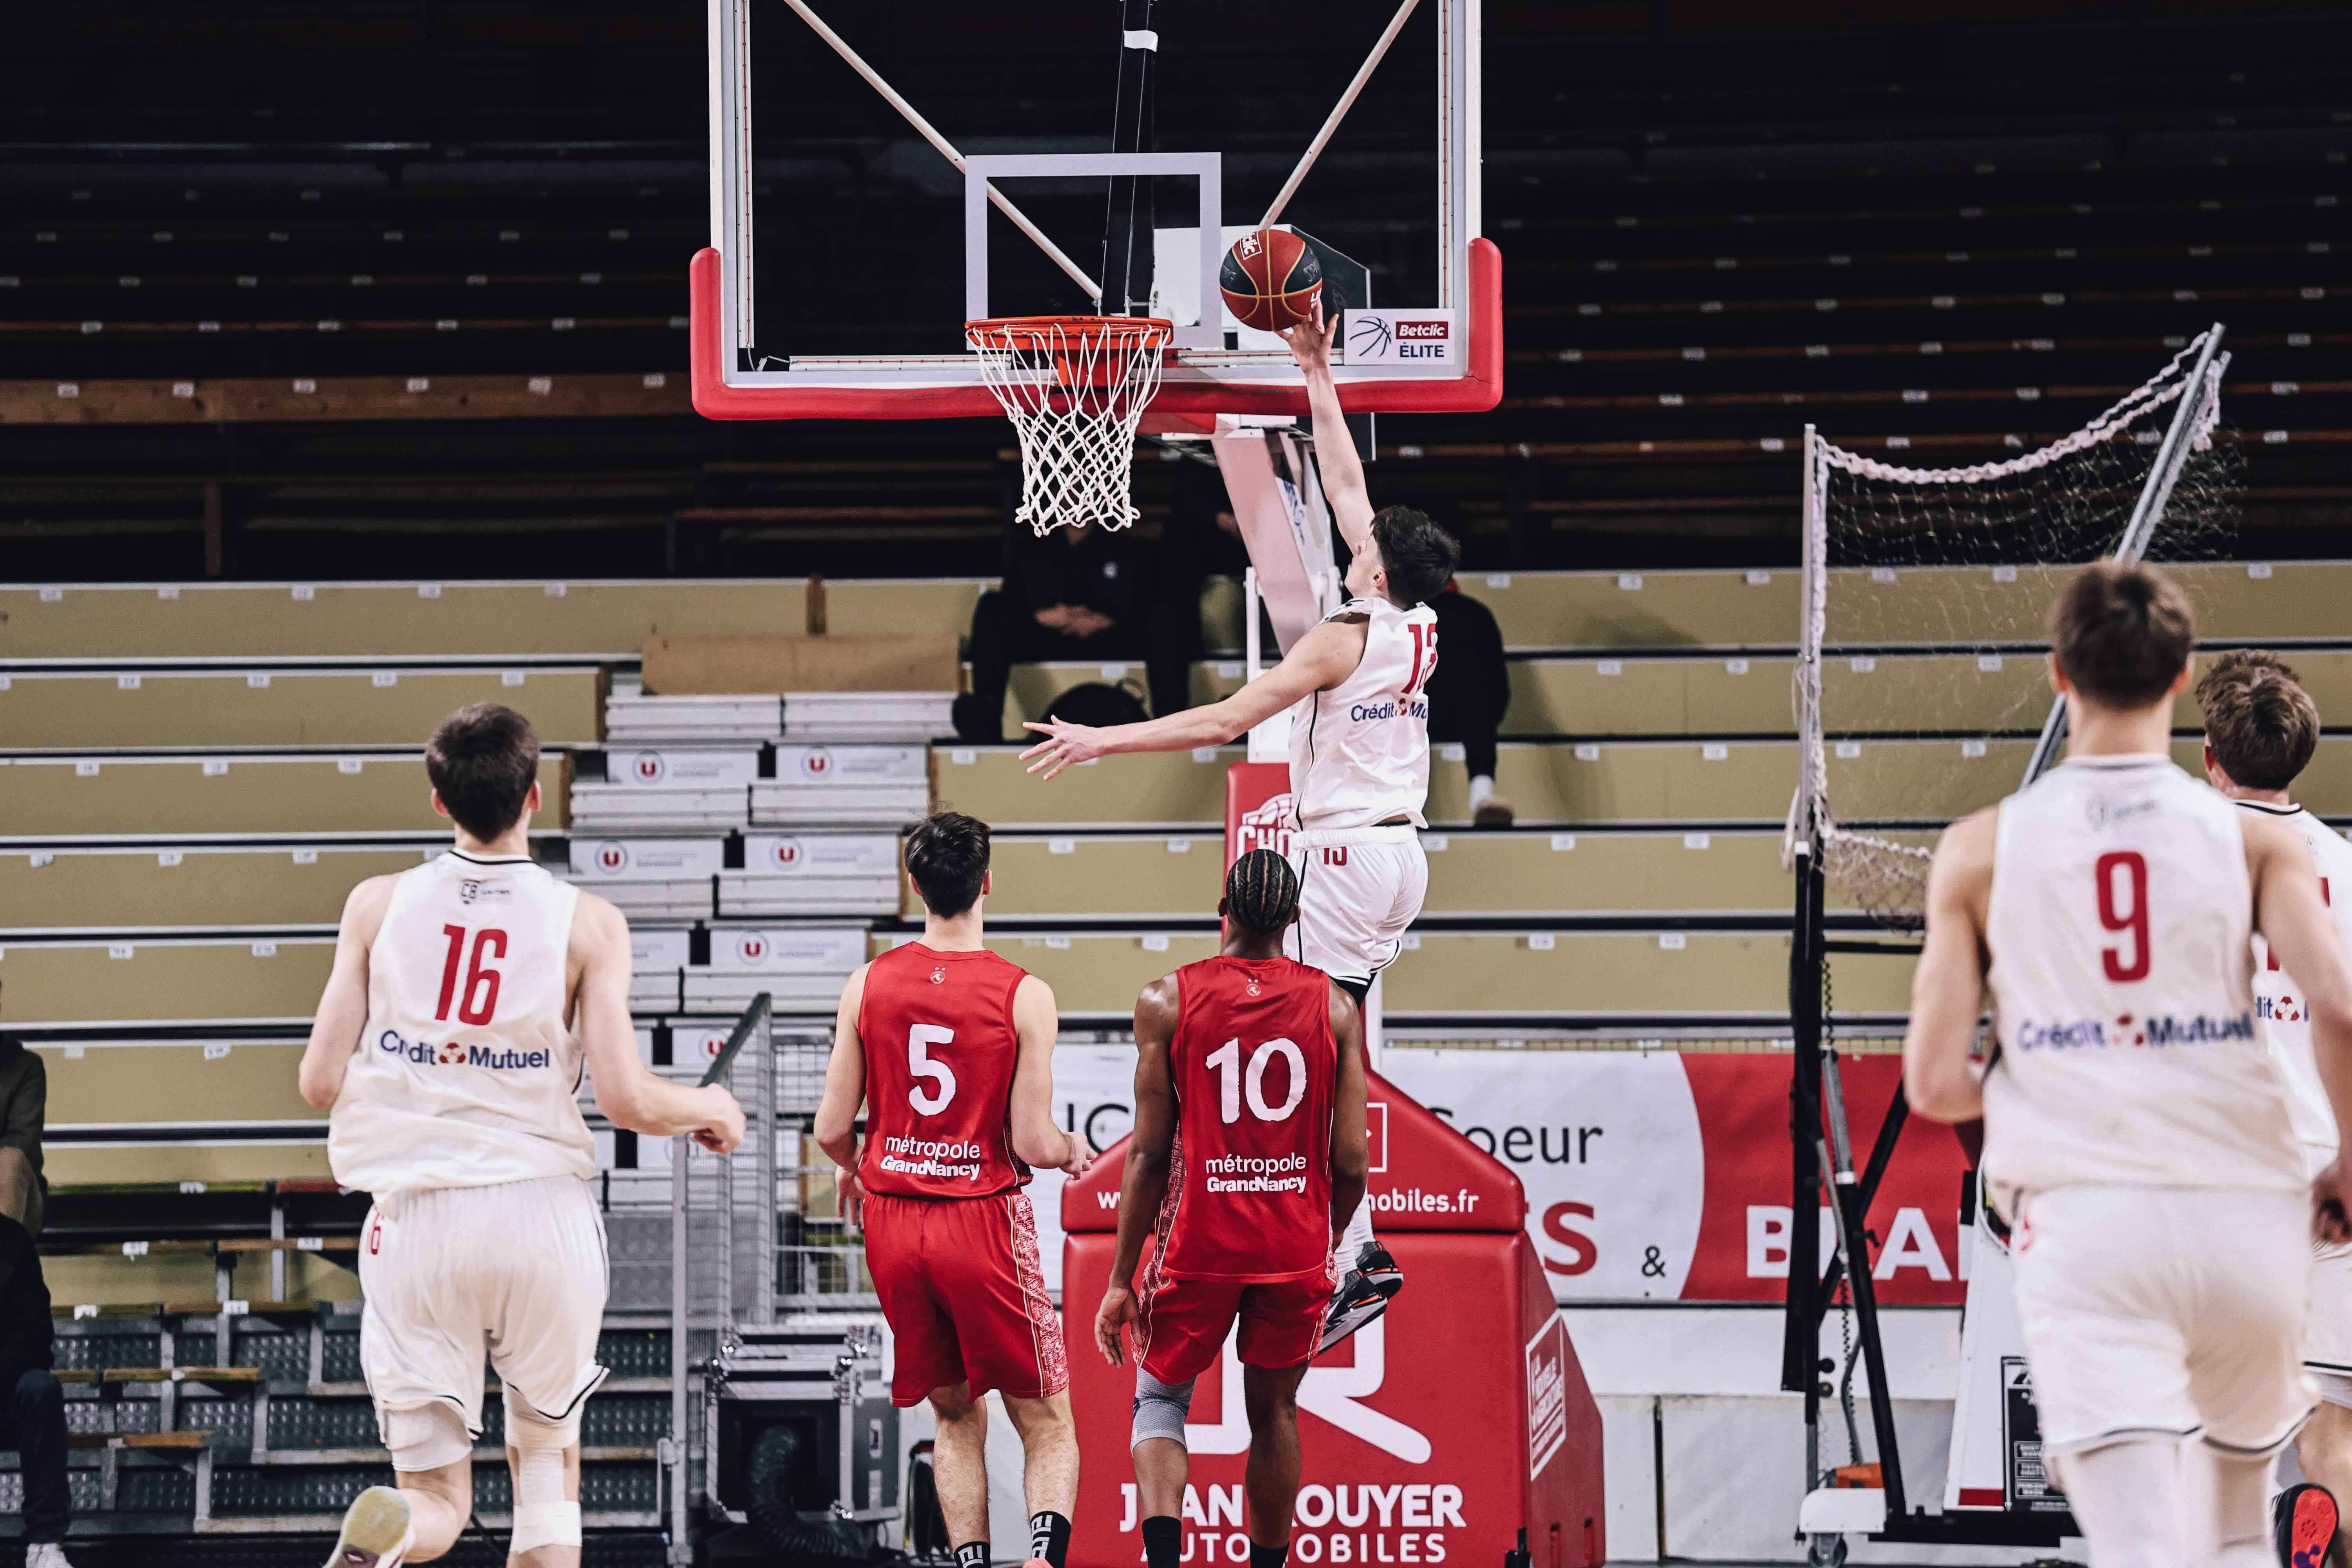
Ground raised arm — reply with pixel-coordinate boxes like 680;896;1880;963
1902;809;1997;1123
1095;974;1181;1365
573;894;745;1150
1280;305;1373;553
1327;981;1370;1244
1019;615;1365;779
1009;973;1087;1176
298;875;398;1112
2245;814;2352;1241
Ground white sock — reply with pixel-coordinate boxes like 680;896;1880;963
2209;1450;2277;1568
1338;1202;1377;1265
2050;1439;2189;1568
1468;774;1495;810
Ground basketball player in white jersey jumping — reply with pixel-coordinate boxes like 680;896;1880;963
298;704;746;1568
2197;651;2352;1551
1019;303;1459;1348
1904;566;2352;1568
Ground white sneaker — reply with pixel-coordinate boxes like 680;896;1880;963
27;1544;77;1568
324;1485;416;1567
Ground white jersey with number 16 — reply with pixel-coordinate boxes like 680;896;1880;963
328;851;597;1197
1981;755;2301;1203
1288;595;1440;832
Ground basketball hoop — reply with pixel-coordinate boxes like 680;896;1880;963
966;314;1172;534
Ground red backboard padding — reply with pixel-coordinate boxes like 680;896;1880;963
689;238;1504;423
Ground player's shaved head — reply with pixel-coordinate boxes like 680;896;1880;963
425;704;539;840
906;810;990;917
1223;849;1301;935
2048;561;2196;710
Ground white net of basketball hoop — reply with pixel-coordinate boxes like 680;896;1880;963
967;314;1172;535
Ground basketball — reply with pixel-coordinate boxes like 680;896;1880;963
1220;227;1323;334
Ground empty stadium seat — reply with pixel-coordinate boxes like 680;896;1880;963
0;666;600;750
4;755;566;837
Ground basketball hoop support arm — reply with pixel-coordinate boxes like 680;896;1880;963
775;0;1103;302
1259;0;1422;229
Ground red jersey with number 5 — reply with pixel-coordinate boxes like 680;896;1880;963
858;942;1032;1200
1155;955;1338;1282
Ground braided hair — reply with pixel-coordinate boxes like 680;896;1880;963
1223;848;1301;935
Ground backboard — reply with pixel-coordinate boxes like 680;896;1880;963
692;0;1499;422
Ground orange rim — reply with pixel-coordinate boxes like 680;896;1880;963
966;314;1174;352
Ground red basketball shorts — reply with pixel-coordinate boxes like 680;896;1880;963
863;1190;1069;1407
1136;1269;1336;1388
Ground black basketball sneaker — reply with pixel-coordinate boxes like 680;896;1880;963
1318;1239;1405;1354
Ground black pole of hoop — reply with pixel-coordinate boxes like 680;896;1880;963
1100;0;1159;318
1780;840;1824;1405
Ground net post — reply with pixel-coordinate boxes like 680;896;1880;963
2017;323;2228;791
1782;425;1828;1438
1781;844;1824;1399
668;1119;691;1558
756;996;777;1326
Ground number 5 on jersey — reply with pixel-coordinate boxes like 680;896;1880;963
907;1025;956;1114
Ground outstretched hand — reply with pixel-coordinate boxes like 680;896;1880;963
1020;717;1109;780
1279;299;1339;377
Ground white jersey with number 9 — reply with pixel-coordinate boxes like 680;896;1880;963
1981;755;2301;1206
329;851;597;1197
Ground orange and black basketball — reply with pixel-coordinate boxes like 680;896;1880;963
1220;227;1323;333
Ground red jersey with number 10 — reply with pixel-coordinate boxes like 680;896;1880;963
1155;955;1338;1282
857;942;1032;1200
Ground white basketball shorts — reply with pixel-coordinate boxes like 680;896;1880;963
1284;827;1428;987
2009;1184;2314;1456
358;1174;611;1454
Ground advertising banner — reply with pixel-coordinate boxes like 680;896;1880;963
1040;1044;1969;1306
1370;1049;1967;1306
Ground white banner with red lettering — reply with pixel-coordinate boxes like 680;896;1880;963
1036;1044;1969;1304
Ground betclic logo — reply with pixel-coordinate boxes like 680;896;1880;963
1341;310;1457;365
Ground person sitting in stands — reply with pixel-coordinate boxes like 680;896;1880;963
954;520;1189;743
1426;577;1515;828
0;980;48;1238
0;1212;73;1566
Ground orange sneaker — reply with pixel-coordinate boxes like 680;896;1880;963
2276;1482;2338;1568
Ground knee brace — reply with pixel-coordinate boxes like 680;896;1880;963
505;1387;582;1553
1132;1368;1196;1451
382;1402;473;1473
